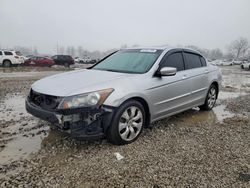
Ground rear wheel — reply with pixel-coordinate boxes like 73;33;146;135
199;84;218;111
107;100;145;145
64;62;69;68
3;60;12;67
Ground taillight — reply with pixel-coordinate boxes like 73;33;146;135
14;56;19;59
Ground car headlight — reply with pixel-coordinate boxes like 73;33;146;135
58;88;114;109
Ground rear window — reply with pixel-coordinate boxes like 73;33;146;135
65;56;72;60
15;51;22;56
184;52;202;69
4;51;13;56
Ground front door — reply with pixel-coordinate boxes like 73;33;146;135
147;51;191;121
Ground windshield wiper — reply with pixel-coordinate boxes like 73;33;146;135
93;68;141;74
103;69;122;73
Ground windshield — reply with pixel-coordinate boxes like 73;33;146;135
92;49;162;73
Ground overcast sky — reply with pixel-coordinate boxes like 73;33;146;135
0;0;250;53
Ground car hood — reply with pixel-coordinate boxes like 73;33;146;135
32;69;134;97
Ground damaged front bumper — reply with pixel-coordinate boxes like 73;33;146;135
25;98;115;140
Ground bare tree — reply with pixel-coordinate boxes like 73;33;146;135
77;46;84;57
33;47;38;55
66;46;71;55
59;46;65;54
186;45;209;58
228;37;249;59
209;48;223;60
70;46;75;57
120;44;127;49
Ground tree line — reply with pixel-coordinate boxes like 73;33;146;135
1;37;249;60
187;37;250;60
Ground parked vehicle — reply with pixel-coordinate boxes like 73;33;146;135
75;57;97;64
232;59;243;65
88;59;97;64
23;56;55;67
241;61;250;70
0;50;24;67
214;60;233;66
74;57;82;63
26;47;222;145
51;55;74;67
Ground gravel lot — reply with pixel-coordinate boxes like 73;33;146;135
0;65;250;187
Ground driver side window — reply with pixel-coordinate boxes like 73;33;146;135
161;52;185;71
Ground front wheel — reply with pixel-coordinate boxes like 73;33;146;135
107;100;145;145
199;84;218;111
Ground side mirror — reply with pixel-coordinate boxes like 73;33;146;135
158;67;177;76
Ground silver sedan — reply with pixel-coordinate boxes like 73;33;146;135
26;46;222;145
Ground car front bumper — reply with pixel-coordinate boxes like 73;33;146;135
25;98;115;140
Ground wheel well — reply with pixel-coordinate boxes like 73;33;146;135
124;97;151;128
3;59;11;63
211;81;219;98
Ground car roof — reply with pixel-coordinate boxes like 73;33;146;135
123;45;202;56
0;49;17;52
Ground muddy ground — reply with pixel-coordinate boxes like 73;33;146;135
0;65;250;187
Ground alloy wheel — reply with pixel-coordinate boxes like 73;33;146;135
207;87;216;109
118;106;143;141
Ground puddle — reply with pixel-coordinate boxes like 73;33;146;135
0;94;27;121
0;94;51;165
0;132;48;164
0;71;64;78
175;103;236;126
218;91;247;100
212;104;235;122
221;66;250;91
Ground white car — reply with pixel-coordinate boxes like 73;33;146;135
241;61;250;70
0;50;24;67
232;59;243;65
75;57;93;64
211;60;233;66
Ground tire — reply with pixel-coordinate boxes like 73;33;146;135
241;65;244;69
3;60;12;67
64;63;69;68
199;84;218;111
107;100;146;145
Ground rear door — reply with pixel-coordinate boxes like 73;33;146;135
183;51;209;105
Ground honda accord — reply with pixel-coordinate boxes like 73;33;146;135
26;46;222;145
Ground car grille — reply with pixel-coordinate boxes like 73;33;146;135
29;89;61;111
